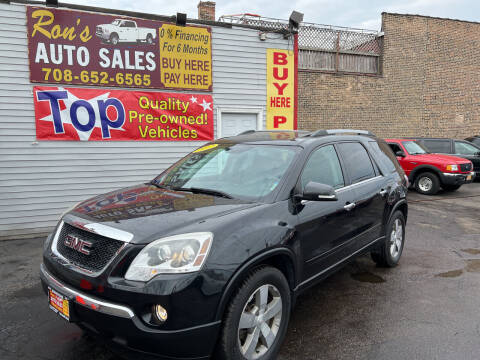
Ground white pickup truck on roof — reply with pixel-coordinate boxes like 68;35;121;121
96;19;157;45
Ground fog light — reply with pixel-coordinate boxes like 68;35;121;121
153;305;168;322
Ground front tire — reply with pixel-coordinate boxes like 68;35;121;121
217;267;291;360
414;172;440;195
371;210;406;267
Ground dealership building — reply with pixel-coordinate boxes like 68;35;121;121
0;0;296;239
1;0;480;239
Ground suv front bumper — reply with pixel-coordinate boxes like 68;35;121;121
441;171;475;186
39;263;220;359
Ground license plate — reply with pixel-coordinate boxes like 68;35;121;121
467;175;472;181
48;287;70;321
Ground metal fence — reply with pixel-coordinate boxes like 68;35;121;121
219;15;383;74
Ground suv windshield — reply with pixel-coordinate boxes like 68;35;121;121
402;141;428;155
153;143;298;201
111;20;120;26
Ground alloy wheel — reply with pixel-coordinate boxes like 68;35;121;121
390;218;403;259
418;176;433;192
237;284;283;359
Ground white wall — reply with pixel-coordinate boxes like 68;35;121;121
0;2;292;240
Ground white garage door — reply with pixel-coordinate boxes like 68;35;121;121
220;112;259;138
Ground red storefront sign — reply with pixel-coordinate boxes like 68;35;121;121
33;86;214;141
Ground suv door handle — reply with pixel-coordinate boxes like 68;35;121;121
379;189;388;197
344;202;356;211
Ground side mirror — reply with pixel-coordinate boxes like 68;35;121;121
298;182;338;201
395;150;406;157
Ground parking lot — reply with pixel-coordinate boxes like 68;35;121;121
1;184;480;360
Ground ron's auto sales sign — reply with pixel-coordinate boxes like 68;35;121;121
26;6;212;91
33;86;214;141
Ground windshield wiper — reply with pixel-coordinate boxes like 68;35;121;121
179;187;234;199
150;182;233;199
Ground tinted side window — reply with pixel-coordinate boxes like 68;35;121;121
368;141;403;175
422;140;451;153
301;145;344;190
455;141;479;155
468;138;480;147
337;142;376;184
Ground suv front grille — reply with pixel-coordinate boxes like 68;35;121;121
55;223;124;273
460;163;472;172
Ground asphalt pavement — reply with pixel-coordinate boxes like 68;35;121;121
1;183;480;360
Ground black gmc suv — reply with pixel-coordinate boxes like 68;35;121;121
40;130;408;360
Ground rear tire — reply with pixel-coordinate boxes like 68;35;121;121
371;210;405;267
414;172;440;195
146;34;153;44
442;184;461;191
216;266;291;360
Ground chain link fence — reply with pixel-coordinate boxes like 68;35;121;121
219;15;383;74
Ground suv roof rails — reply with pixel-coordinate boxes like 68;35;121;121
237;130;256;135
309;129;375;137
236;130;310;136
237;129;375;138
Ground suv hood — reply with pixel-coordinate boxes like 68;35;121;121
410;153;470;165
62;184;259;245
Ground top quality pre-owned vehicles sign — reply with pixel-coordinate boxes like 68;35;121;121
26;6;212;91
33;86;214;141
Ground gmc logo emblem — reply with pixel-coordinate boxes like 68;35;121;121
64;234;92;255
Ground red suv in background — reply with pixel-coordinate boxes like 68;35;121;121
386;139;474;195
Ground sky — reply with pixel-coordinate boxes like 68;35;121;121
62;0;479;31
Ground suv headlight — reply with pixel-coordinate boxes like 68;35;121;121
446;164;459;172
125;232;213;281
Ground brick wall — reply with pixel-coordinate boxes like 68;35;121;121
197;1;216;21
298;13;480;138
